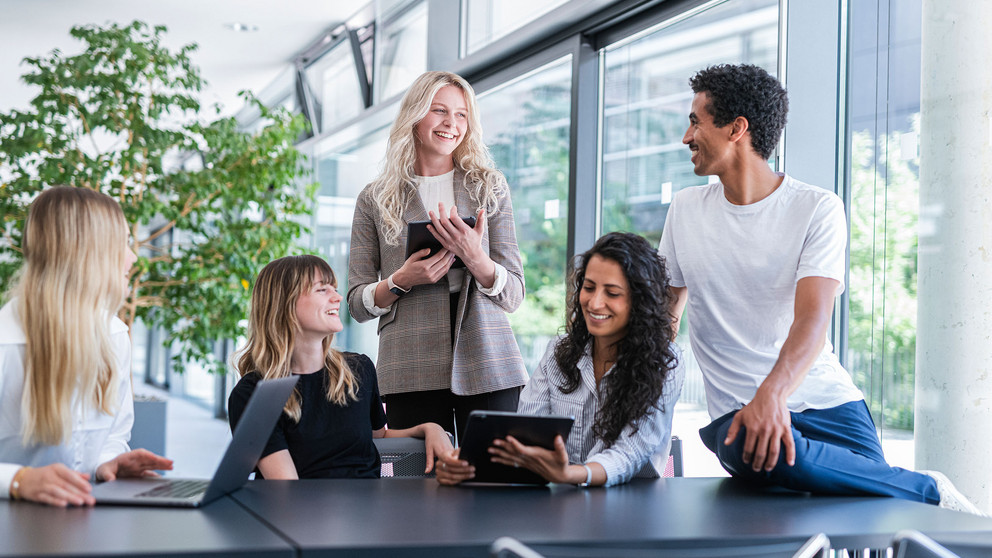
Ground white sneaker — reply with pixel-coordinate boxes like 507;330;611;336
920;470;986;516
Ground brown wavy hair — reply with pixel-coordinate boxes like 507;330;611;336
237;255;357;421
554;232;679;448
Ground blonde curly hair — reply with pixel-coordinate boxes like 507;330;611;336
369;71;507;246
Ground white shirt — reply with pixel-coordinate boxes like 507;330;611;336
517;337;685;486
658;173;863;419
362;170;508;316
0;300;133;498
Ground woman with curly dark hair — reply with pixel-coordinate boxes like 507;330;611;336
436;232;684;486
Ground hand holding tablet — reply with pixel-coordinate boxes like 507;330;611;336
406;215;477;268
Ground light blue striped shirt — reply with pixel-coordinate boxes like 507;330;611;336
517;337;684;486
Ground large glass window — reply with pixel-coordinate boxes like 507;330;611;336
463;0;569;56
845;0;921;453
376;0;428;102
477;57;572;372
304;40;365;132
309;120;394;359
600;0;779;246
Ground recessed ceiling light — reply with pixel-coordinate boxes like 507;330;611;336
224;22;259;32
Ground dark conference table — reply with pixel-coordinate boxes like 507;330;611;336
0;496;294;557
229;477;992;557
4;477;992;557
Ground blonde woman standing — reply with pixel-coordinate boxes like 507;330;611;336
348;71;527;437
0;187;173;507
228;255;451;479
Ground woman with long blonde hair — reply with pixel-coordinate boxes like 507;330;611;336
0;187;172;507
229;255;452;479
348;71;528;437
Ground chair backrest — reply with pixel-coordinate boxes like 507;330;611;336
793;533;830;558
640;436;684;479
665;435;683;477
892;530;961;558
374;437;432;478
490;533;830;558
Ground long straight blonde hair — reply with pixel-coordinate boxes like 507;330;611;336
13;187;130;446
369;71;508;245
236;255;357;421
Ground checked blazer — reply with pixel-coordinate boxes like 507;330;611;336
347;169;529;396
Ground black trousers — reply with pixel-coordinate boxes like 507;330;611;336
382;386;521;444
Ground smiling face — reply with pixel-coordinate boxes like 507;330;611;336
682;92;734;177
579;254;632;348
413;85;468;174
294;273;343;339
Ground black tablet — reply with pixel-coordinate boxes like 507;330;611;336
459;410;574;485
405;216;477;269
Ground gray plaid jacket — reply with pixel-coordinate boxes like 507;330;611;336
347;169;528;396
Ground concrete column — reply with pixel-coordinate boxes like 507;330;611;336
916;1;992;511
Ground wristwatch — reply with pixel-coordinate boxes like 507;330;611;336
387;274;409;297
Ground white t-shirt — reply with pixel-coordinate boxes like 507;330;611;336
658;173;864;419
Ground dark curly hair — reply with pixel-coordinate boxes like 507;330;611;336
689;64;788;160
553;232;679;449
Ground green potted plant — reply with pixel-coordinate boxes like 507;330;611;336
0;21;315;450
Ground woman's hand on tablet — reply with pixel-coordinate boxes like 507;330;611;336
435;448;475;485
427;205;496;287
489;435;571;484
394;247;456;289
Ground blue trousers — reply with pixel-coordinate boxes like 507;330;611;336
699;400;939;504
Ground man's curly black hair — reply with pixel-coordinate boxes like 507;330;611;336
553;232;679;449
689;64;788;160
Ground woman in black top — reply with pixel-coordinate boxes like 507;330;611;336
228;255;452;479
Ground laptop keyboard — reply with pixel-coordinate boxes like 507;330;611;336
136;479;208;499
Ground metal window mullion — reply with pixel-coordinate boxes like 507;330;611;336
349;27;373;108
567;33;601;261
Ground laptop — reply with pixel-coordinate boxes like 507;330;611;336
459;410;574;485
92;375;297;508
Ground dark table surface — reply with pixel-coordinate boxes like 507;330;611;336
230;476;992;557
0;495;295;557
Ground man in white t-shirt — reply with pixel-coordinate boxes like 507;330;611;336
658;63;981;514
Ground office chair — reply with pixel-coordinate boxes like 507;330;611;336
490;533;830;558
374;437;436;478
636;435;684;479
891;530;961;558
374;433;456;478
665;435;684;477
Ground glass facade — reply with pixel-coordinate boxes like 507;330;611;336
463;0;569;56
477;57;573;371
304;40;365;132
600;0;779;246
375;0;428;102
309;118;396;360
845;0;922;436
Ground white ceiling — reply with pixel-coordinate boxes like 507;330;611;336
0;0;359;116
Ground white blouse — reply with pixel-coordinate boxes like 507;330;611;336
517;337;685;486
0;300;133;498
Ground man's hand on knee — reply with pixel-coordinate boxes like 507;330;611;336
724;390;796;472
